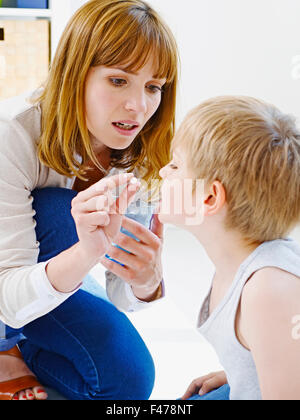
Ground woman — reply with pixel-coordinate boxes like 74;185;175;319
0;0;178;400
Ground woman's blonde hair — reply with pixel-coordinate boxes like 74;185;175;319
172;96;300;246
35;0;178;194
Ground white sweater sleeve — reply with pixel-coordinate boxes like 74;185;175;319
0;119;79;329
106;271;165;312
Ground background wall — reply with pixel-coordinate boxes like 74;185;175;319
72;0;300;124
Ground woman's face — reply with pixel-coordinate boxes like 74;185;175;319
85;57;166;154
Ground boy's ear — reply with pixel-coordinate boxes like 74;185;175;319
203;181;226;216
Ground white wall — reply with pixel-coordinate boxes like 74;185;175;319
65;0;300;126
147;0;300;125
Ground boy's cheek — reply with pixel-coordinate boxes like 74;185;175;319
158;185;173;223
159;185;185;225
158;179;204;227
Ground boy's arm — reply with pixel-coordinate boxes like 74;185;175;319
240;267;300;400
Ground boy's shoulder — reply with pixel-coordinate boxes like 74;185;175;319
237;267;300;352
241;266;300;327
243;267;299;305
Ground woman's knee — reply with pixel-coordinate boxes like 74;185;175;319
67;296;156;400
25;291;155;400
85;305;155;400
109;328;155;400
31;188;79;262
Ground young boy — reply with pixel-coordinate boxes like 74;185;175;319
158;96;300;400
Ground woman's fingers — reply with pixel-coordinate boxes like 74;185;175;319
100;254;133;283
75;173;135;203
111;232;150;259
102;180;140;241
79;191;115;213
80;179;140;214
72;173;140;216
121;217;161;249
114;178;141;214
78;211;110;232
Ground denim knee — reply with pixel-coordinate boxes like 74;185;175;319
86;311;156;400
112;337;155;400
90;342;155;400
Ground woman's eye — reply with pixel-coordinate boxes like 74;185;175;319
169;164;178;170
110;78;127;87
147;85;163;94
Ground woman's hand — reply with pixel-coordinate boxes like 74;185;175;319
100;212;164;301
71;173;140;264
181;371;228;400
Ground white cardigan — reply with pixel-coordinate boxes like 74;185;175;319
0;91;160;329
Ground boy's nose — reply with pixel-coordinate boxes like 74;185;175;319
159;166;167;179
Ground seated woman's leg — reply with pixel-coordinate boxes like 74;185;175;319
20;290;155;400
19;188;155;400
31;187;79;262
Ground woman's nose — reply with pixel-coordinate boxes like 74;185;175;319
124;91;147;114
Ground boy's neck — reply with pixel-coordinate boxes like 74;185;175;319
193;226;260;286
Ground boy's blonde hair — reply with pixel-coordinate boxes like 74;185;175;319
172;96;300;246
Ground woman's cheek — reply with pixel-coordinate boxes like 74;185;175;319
147;96;162;121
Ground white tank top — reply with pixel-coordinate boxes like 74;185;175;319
197;238;300;400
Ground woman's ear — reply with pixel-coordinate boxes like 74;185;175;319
203;181;226;216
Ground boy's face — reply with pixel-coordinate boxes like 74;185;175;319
158;147;205;227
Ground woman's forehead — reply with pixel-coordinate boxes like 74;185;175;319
108;42;172;81
116;50;159;74
111;58;166;81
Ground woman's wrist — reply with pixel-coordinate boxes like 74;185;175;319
46;242;99;293
131;282;162;302
74;241;103;268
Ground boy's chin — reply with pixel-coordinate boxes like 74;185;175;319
158;212;185;228
157;212;168;224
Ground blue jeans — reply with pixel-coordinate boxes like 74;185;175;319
0;188;155;400
187;385;230;400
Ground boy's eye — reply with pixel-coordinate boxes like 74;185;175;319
169;164;178;170
110;78;127;87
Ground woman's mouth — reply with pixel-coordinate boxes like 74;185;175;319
112;121;140;136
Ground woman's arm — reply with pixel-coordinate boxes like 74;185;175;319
240;267;300;400
0;119;79;328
